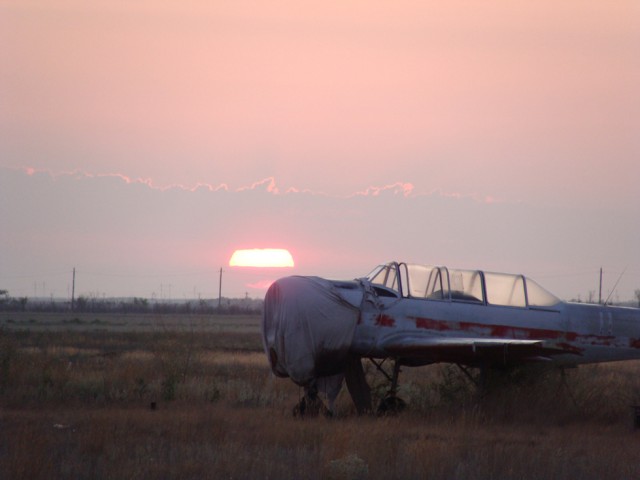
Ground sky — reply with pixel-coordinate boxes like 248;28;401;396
1;1;639;301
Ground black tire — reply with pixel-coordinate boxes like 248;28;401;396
377;395;406;415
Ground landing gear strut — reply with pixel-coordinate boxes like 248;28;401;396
370;358;406;415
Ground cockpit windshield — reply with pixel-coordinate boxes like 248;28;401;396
366;264;400;293
524;277;561;307
366;262;560;307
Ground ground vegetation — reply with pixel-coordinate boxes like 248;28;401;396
1;313;640;479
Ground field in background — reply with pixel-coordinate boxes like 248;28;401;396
0;312;261;333
2;313;640;479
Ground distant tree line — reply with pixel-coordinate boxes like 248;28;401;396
0;290;28;312
3;288;640;313
0;290;263;315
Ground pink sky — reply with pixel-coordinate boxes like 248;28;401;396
1;2;639;300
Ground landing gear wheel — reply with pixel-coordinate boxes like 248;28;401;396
293;384;332;418
377;395;406;415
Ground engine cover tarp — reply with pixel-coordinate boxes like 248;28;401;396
263;276;360;386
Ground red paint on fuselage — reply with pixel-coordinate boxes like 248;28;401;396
555;342;584;355
375;314;396;327
413;316;565;340
412;316;616;350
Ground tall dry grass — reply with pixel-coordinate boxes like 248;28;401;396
2;318;640;479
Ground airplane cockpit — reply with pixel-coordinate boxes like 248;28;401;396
365;262;560;308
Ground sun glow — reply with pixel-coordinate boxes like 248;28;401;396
229;248;294;268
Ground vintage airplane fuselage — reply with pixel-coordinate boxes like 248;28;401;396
262;263;640;389
350;282;640;366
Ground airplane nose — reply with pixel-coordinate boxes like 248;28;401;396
262;276;360;386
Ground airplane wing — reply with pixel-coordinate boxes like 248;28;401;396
379;336;574;366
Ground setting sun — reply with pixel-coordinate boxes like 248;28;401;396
229;249;294;268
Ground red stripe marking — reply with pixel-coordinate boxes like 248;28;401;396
412;316;614;347
375;314;395;327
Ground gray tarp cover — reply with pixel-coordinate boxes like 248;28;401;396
263;276;360;386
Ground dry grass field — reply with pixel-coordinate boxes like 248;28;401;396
2;312;640;479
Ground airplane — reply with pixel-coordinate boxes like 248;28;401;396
262;261;640;415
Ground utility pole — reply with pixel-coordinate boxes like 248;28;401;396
218;267;223;309
598;267;603;304
71;267;76;311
